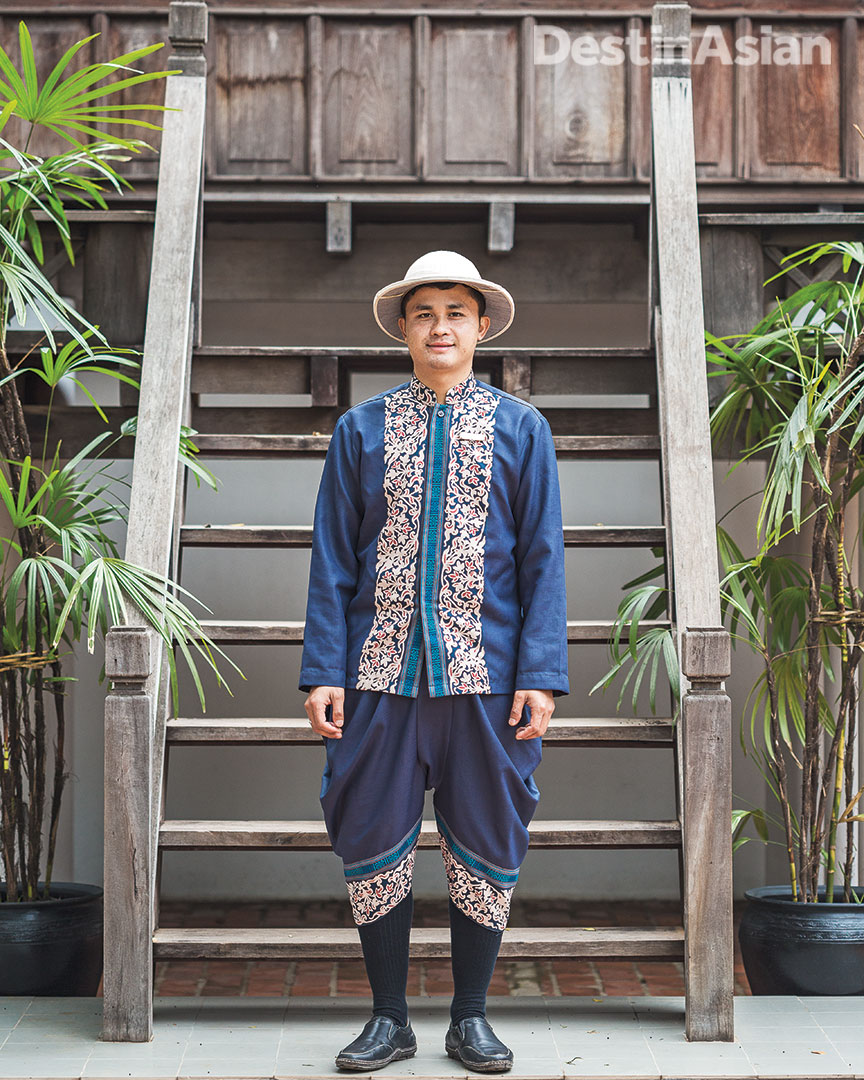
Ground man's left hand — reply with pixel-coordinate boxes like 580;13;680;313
509;689;555;740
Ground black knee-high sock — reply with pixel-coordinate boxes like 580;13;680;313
356;890;413;1027
448;897;504;1025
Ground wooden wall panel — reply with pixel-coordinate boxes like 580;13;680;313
751;21;841;178
0;9;857;188
428;21;520;178
534;22;629;178
851;17;864;178
106;16;171;180
322;21;413;177
691;22;735;177
0;15;93;160
209;17;307;177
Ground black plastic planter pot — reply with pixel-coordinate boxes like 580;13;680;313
0;883;103;996
739;885;864;995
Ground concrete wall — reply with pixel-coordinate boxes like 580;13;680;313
58;218;775;902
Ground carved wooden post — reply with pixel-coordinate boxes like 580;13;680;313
101;0;207;1043
651;2;734;1040
681;629;734;1042
103;627;154;1042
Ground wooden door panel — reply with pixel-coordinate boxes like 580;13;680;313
428;21;520;177
751;21;840;177
210;17;307;177
691;22;735;177
534;21;629;178
322;21;413;177
106;16;172;181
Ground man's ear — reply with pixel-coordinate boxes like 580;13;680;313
397;316;408;340
477;314;492;340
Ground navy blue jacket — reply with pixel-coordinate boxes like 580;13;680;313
299;369;569;698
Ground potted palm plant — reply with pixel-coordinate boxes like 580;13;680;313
0;21;240;995
592;239;864;995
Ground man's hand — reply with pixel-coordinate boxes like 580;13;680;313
305;686;345;738
509;689;555;740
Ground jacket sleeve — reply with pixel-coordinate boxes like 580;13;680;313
512;412;569;696
299;414;362;692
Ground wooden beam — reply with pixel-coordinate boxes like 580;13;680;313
414;15;430;179
651;1;733;1042
307;15;324;180
500;353;530;398
102;628;153;1043
488;201;515;253
764;245;810;289
309;355;339;406
326;200;351;253
681;628;733;1043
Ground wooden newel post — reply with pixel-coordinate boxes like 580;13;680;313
681;627;734;1042
103;626;155;1042
167;1;208;76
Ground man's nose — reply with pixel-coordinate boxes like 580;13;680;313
430;318;450;335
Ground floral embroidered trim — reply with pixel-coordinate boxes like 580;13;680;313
438;386;499;694
346;847;416;925
410;370;477;406
439;832;513;932
356;384;428;691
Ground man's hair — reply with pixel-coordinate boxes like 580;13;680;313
400;280;486;320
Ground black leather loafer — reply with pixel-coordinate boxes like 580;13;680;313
335;1016;417;1071
445;1016;514;1073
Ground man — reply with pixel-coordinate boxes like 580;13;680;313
300;249;568;1073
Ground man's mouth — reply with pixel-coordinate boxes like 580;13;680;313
427;342;455;349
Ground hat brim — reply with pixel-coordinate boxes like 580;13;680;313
373;275;515;344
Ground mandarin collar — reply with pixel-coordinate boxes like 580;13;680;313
409;369;476;406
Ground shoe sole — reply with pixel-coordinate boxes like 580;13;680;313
446;1045;514;1073
335;1046;417;1071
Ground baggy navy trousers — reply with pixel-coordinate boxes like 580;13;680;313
319;664;542;932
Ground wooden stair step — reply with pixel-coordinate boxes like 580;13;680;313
179;524;666;548
152;925;684;961
166;715;674;746
32;209;156;223
195;619;671;645
192;344;655;361
158;819;681;850
189;344;658;398
191;434;661;458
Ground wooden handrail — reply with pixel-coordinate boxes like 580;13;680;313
102;0;208;1044
650;1;734;1043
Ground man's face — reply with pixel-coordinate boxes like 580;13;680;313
398;283;491;379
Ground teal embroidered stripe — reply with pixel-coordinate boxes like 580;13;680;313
436;814;520;886
421;408;448;695
400;614;424;694
344;819;423;879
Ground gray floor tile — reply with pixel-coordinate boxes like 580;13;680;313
647;1038;756;1078
742;1044;850;1077
82;1056;188;1079
0;1052;93;1079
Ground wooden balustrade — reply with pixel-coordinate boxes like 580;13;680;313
101;0;209;1044
651;2;734;1042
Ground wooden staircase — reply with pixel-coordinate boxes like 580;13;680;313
101;0;733;1047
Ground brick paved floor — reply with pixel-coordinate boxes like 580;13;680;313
147;900;752;998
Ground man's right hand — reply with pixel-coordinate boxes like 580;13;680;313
305;686;345;738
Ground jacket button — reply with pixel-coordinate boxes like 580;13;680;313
437;409;445;417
